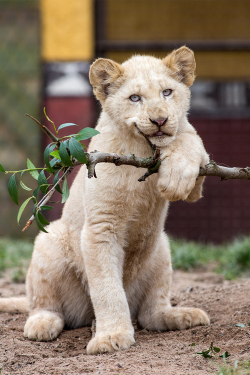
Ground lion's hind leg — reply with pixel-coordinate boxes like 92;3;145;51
137;233;210;331
25;262;65;341
24;225;68;341
24;310;64;341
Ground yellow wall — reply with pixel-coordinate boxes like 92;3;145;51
41;0;94;61
107;0;250;41
106;0;250;79
107;51;250;80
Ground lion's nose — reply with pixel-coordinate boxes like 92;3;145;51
149;117;168;127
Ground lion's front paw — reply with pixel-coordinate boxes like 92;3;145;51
164;307;210;330
24;311;64;341
157;164;199;202
87;331;135;355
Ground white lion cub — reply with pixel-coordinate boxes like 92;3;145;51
0;46;209;354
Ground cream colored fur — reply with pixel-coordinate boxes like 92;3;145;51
0;47;210;354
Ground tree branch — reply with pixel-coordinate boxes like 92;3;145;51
21;153;250;232
25;114;59;144
22;114;250;232
199;161;250;180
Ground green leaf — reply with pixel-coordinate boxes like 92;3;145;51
69;137;87;164
17;197;33;224
50;157;61;168
50;150;60;159
58;123;78;131
63;139;69;148
220;351;230;358
44;143;55;168
33;187;39;200
235;323;245;327
59;142;73;166
53;170;63;194
190;343;196;346
41;205;53;210
75;127;99;141
38;170;48;194
0;164;5;172
8;174;19;205
20;180;32;191
61;177;70;203
213;347;221;353
35;212;48;233
37;211;50;226
27;159;39;180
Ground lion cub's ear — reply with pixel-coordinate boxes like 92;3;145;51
163;46;196;87
89;58;125;102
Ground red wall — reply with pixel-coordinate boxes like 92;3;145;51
42;97;96;222
166;118;250;243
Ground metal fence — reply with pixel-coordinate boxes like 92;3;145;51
0;0;40;237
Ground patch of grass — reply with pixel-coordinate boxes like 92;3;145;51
0;238;33;282
1;236;250;283
216;359;250;375
170;236;250;280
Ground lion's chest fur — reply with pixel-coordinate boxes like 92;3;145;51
63;122;169;281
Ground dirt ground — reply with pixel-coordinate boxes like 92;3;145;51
1;270;250;375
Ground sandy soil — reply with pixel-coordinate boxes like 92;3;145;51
1;270;250;375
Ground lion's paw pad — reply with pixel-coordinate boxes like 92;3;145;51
165;307;210;330
87;332;135;355
24;311;64;341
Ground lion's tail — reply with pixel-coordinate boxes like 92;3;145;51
0;297;29;313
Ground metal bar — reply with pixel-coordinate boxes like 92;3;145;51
94;0;107;57
96;40;250;52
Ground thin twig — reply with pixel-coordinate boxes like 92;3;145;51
25;114;59;144
134;123;156;154
22;167;73;231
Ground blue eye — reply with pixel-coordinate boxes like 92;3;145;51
130;95;141;102
163;89;172;97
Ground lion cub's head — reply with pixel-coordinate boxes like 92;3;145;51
89;46;195;147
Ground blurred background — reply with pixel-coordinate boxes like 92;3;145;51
1;0;250;245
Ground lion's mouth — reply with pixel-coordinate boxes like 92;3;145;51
150;131;171;137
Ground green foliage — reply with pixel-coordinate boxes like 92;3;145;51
216;237;250;279
59;142;73;167
75;127;99;141
1;112;99;233
62;177;70;203
58;122;78;131
27;159;39;180
197;342;230;359
69;137;87;164
170;238;220;271
0;238;33;281
216;359;250;375
38;170;49;194
35;211;48;233
8;174;19;205
170;236;250;280
17;197;33;224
